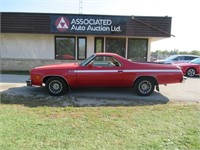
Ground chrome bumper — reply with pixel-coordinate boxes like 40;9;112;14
182;76;187;83
26;79;32;86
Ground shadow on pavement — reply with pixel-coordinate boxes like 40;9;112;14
0;86;169;107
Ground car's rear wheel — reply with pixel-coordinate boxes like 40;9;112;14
45;77;67;96
134;77;155;96
186;68;196;77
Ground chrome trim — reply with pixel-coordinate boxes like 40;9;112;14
26;79;32;86
74;69;182;73
182;76;187;83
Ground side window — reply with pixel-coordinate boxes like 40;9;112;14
189;57;194;60
55;37;75;60
173;57;179;61
196;59;200;64
186;56;196;61
92;56;121;67
180;56;185;60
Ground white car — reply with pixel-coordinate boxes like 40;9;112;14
155;55;199;64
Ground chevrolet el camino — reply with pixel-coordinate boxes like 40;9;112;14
27;53;185;96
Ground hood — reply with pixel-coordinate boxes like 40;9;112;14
34;63;79;70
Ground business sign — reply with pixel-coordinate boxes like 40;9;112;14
51;15;126;35
55;16;70;32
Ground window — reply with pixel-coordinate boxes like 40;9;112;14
95;37;104;53
92;56;121;67
185;56;198;61
106;38;126;57
178;56;184;60
55;37;75;60
78;37;87;60
190;58;200;64
128;39;148;61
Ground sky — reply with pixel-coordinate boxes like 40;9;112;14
1;0;200;51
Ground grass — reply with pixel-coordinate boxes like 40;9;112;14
0;102;199;150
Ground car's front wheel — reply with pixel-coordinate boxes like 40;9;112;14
186;68;196;77
45;77;67;96
134;77;155;96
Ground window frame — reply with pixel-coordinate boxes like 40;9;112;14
127;38;148;61
55;36;76;60
105;37;126;57
92;56;122;67
77;37;87;60
94;37;104;53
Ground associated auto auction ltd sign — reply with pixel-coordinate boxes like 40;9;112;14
51;15;126;35
70;18;121;32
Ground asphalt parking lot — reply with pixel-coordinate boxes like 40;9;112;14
0;74;200;106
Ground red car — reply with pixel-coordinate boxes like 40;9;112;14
175;58;200;77
27;53;185;96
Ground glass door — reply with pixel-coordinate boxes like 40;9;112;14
77;37;87;60
95;37;104;53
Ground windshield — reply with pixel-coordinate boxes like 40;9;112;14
79;54;96;66
190;58;200;64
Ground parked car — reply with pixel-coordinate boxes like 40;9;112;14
155;55;199;64
175;58;200;77
27;53;185;96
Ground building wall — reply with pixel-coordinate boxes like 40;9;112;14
1;33;54;59
1;33;151;71
0;33;96;71
1;58;74;71
1;33;62;70
1;13;172;71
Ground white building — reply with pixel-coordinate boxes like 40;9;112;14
1;12;172;70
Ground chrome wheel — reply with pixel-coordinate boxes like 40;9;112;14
46;77;67;96
186;68;196;77
135;78;155;96
49;80;63;94
138;80;152;94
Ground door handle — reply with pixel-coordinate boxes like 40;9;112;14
118;70;123;73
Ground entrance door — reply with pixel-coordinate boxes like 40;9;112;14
128;38;148;61
95;37;104;53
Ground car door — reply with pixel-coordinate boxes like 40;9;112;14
76;56;124;87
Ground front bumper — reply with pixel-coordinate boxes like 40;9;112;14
182;76;187;83
26;79;32;86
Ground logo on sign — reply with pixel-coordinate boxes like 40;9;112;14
55;16;70;32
